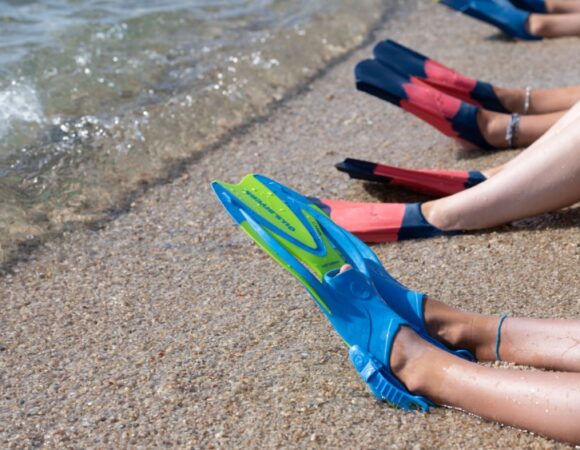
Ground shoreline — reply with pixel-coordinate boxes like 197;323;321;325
1;1;579;448
0;0;408;274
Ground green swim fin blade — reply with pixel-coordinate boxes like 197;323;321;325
212;174;345;314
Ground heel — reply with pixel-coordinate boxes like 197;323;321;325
349;345;432;412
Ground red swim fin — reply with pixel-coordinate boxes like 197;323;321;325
373;40;508;113
335;158;487;197
314;198;406;242
355;59;494;150
311;198;460;243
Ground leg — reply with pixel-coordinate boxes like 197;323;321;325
477;109;564;148
423;297;580;371
503;100;580;165
487;101;580;177
512;100;580;149
391;328;580;444
422;112;580;230
494;85;580;114
545;0;580;14
528;12;580;38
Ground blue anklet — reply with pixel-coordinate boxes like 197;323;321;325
495;314;509;361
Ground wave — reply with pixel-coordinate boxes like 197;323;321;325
0;0;398;268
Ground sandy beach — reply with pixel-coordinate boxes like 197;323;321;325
1;1;579;448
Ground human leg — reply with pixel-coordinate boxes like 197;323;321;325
494;85;580;114
422;297;580;371
545;0;580;14
477;109;564;148
422;113;580;230
391;327;580;444
483;101;580;177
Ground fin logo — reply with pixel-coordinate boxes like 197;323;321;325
245;190;296;232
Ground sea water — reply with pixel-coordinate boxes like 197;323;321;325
0;0;394;265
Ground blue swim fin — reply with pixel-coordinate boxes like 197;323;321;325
440;0;542;40
212;175;473;408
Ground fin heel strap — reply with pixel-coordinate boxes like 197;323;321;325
349;345;432;412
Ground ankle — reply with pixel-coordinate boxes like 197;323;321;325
424;299;472;348
390;327;435;394
526;14;545;36
477;109;509;148
429;313;470;350
424;298;499;360
421;201;457;231
494;87;525;114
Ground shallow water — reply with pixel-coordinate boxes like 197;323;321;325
0;0;394;265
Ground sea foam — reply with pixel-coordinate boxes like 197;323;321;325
0;82;44;138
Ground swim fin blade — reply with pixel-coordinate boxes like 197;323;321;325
336;157;486;197
372;40;508;113
212;175;472;407
355;59;494;150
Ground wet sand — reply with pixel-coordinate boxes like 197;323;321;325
1;1;579;448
